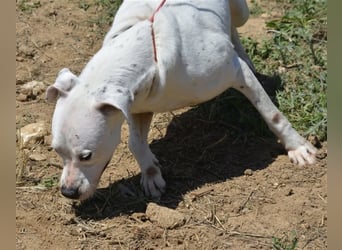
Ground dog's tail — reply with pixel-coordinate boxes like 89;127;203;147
230;0;250;27
229;0;256;73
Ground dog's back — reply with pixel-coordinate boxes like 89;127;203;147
104;0;249;45
101;0;253;113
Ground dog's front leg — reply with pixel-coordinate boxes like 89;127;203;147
232;56;317;165
128;113;166;198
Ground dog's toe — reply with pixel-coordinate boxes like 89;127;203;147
288;142;317;166
141;166;166;198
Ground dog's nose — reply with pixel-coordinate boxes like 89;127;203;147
61;185;80;199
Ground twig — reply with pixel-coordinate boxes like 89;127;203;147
284;63;303;69
227;230;271;239
317;193;327;204
48;162;63;169
214;215;226;231
190;188;214;201
30;38;54;60
237;189;256;213
16;185;48;191
102;224;120;232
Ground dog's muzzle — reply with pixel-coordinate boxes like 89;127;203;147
61;184;80;199
60;160;111;199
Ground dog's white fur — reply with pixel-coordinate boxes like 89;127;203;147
46;0;317;200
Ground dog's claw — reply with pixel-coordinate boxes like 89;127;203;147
140;165;166;198
288;142;317;166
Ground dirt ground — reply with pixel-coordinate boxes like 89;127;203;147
16;0;327;249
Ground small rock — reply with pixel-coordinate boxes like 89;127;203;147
270;11;281;18
301;223;311;230
19;122;49;148
17;93;28;101
277;66;286;74
44;135;52;146
16;56;25;62
29;153;47;161
131;212;148;222
244;169;253;176
261;13;270;19
146;203;186;229
314;183;322;188
285;188;294;196
48;10;58;17
20;81;46;99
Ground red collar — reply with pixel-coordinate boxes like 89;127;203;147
149;0;167;62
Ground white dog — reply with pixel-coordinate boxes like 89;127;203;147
46;0;317;201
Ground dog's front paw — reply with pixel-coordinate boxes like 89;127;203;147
288;142;317;166
140;165;166;199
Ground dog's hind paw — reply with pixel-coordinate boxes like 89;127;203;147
140;165;166;198
288;142;317;166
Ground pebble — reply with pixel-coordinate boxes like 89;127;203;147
19;81;46;100
146;203;186;229
244;169;253;176
19;122;49;148
44;135;52;147
285;188;294;196
261;13;270;19
29;153;47;161
16;93;28;101
277;66;286;74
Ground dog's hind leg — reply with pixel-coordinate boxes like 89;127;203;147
128;112;166;198
231;56;317;165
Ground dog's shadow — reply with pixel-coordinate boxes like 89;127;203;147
74;73;285;220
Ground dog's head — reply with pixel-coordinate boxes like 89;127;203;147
46;68;133;200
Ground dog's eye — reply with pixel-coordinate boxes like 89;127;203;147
79;151;92;161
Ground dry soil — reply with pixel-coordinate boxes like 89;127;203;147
16;1;327;249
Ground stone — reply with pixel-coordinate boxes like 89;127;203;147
146;203;186;229
29;153;47;161
16;93;28;101
285;188;294;196
20;81;46;98
261;13;270;19
19;122;49;148
277;66;286;74
244;169;253;176
44;135;52;146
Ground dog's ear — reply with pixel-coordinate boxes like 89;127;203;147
94;86;134;123
46;68;79;102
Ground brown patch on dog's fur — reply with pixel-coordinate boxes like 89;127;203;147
272;112;281;124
